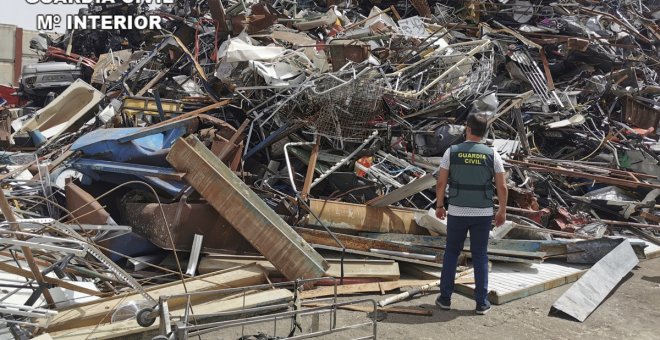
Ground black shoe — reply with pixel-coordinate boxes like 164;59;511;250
435;296;451;310
476;302;491;315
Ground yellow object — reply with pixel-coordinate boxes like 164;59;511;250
121;97;184;119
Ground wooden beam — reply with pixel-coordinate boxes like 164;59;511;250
135;69;169;97
47;264;265;332
301;138;320;200
199;256;401;281
49;289;293;340
300;278;472;299
307;199;430;234
167;135;328;281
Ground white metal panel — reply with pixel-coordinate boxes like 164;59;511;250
0;62;14;86
0;24;16;61
458;261;587;305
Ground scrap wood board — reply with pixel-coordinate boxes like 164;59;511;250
456;261;587;305
200;257;401;280
46;264;265;332
49;289;293;340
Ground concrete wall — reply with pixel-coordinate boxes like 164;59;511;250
0;24;17;85
0;23;56;86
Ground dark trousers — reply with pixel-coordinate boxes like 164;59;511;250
439;214;491;306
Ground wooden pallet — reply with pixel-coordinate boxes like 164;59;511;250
456;262;587;305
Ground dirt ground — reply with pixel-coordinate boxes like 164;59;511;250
325;257;660;340
127;257;659;340
202;257;659;340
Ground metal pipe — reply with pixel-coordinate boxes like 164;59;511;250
283;141;317;193
310;131;378;189
369;248;438;261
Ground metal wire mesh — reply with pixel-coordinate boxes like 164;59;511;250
278;40;494;145
281;66;388;146
385;39;494;114
434;3;466;26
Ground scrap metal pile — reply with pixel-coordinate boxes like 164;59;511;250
0;0;659;338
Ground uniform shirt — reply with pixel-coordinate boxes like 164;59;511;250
439;142;505;217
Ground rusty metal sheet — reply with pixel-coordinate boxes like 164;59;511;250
329;43;370;71
167;135;328;281
307;198;430;235
623;96;660;130
122;202;255;253
65;182;111;225
295;227;455;263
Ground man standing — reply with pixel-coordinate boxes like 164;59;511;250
435;112;508;315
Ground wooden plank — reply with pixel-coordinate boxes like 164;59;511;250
456;262;587;305
49;289;293;340
301;139;320;200
552;240;639;322
167;135;328;281
47;265;265;332
199;257;401;281
324;260;400;281
366;174;436;207
307;199;429;234
301;302;433;316
136;69;168;96
300;280;438;299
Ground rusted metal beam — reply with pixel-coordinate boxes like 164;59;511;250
506;159;660;190
306;198;430;234
295;227;451;261
216;119;250;161
539;49;555;91
167;135;328;281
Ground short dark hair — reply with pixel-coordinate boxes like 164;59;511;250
466;112;489;137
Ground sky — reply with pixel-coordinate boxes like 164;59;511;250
0;1;85;32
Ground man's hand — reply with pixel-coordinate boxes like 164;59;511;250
494;209;506;226
435;206;447;220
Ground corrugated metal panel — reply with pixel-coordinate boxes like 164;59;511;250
0;63;14;85
0;24;16;61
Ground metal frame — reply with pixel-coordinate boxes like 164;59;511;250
151;278;378;340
